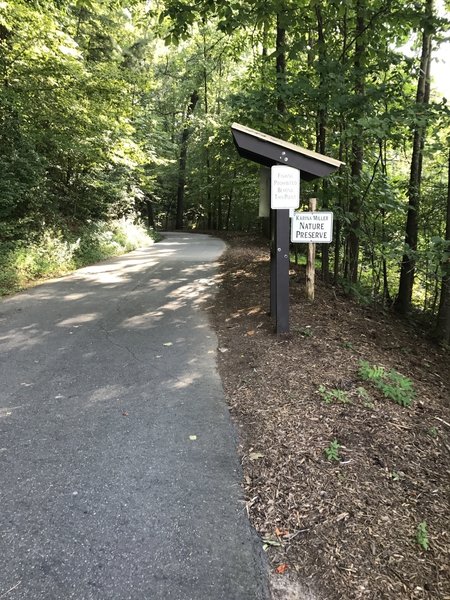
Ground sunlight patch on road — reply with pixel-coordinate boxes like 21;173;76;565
0;328;48;351
63;293;89;301
121;310;165;328
86;384;125;406
57;313;100;326
76;257;160;284
166;371;202;390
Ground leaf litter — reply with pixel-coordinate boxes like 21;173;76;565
210;233;450;600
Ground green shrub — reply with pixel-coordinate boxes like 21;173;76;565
0;218;159;296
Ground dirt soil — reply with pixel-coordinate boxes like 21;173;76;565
209;233;450;600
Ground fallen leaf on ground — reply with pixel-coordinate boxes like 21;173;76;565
249;452;265;461
275;564;288;574
163;342;173;346
189;435;197;441
122;411;129;416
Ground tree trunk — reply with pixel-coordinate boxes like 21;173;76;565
226;169;236;231
346;0;365;284
315;5;330;282
202;33;214;230
175;90;198;230
276;7;287;120
145;198;155;229
434;149;450;345
395;0;433;313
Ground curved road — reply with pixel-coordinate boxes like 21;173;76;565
0;233;269;600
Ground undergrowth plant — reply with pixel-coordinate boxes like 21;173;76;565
325;439;341;461
416;521;429;551
358;360;415;407
318;385;350;404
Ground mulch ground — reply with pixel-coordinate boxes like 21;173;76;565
209;233;450;600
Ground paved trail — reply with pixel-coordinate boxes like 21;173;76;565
0;233;269;600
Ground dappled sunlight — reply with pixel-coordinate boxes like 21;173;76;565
159;298;187;312
57;313;100;327
121;310;165;328
166;370;202;390
74;254;161;285
0;327;49;351
63;293;89;301
145;278;175;292
86;384;125;407
181;262;219;276
158;240;190;246
168;275;219;305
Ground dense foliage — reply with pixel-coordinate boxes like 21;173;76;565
0;0;449;341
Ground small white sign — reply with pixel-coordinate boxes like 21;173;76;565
291;211;333;244
271;165;300;210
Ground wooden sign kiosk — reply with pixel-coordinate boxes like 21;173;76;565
231;123;343;334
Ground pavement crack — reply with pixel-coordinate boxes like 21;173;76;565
96;322;144;364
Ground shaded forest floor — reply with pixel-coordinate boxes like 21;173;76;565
209;233;450;600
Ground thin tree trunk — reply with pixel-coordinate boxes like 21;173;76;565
145;198;155;229
347;0;365;284
395;0;433;313
434;149;450;344
333;133;345;283
315;5;330;282
202;32;214;230
175;90;198;230
276;7;286;120
226;169;236;231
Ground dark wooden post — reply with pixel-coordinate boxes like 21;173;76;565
270;209;276;319
274;208;290;334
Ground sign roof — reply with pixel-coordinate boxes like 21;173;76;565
231;123;344;181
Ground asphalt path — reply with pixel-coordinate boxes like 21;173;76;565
0;232;269;600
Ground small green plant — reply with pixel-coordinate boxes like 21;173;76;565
318;385;350;404
416;521;429;551
390;470;401;481
359;361;386;382
358;361;415;407
427;426;438;438
342;341;354;350
325;439;341;461
300;327;313;337
356;386;375;408
356;386;370;400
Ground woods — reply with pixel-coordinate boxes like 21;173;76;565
1;0;449;342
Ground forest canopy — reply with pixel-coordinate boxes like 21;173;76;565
0;0;449;341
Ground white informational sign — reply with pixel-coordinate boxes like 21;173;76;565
291;211;334;244
271;165;300;210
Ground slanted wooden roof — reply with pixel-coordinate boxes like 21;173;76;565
231;123;344;181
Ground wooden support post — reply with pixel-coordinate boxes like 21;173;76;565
274;208;290;334
306;197;317;301
270;208;276;319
